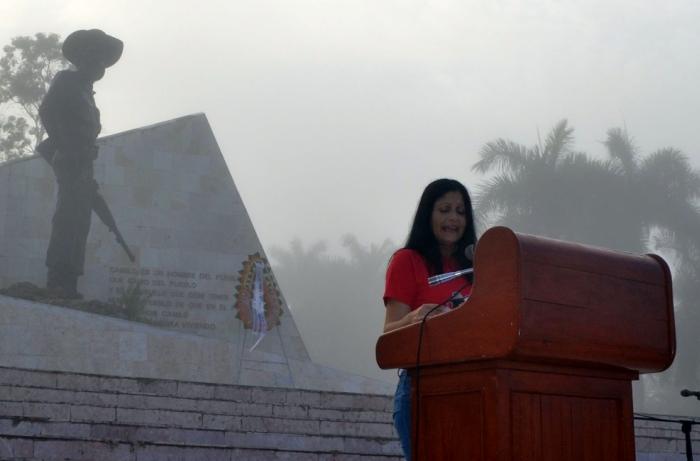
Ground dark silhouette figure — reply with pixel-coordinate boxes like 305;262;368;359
38;29;123;298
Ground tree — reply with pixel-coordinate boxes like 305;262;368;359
269;236;397;382
0;32;68;162
472;120;700;255
472;120;700;413
472;120;634;250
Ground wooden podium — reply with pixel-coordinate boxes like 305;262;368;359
376;227;675;461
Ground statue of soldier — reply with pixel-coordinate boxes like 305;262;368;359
39;29;123;298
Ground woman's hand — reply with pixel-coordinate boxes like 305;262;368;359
407;303;449;324
383;301;450;333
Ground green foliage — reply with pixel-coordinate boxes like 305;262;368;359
0;32;68;162
0;115;31;160
116;281;152;322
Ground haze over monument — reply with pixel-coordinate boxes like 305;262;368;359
0;113;391;394
2;1;699;253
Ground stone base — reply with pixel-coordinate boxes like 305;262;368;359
0;366;694;460
0;294;393;394
0;366;402;460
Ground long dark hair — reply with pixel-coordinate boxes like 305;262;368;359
404;178;477;276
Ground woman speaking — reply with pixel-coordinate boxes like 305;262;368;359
382;178;477;460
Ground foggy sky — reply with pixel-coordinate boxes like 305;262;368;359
3;0;700;255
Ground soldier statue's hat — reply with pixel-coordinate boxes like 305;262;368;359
62;29;123;67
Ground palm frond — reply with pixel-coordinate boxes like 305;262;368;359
560;152;625;178
604;128;638;175
543;119;574;166
472;173;529;222
639;148;700;201
472;139;530;174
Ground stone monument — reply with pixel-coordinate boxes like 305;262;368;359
0;113;392;393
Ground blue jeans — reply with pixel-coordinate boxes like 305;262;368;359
393;369;411;460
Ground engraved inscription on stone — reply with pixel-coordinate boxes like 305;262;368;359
108;266;236;333
0;114;301;344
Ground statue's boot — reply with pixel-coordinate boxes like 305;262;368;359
64;273;83;300
46;267;64;292
46;267;83;300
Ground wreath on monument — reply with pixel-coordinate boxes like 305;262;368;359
233;253;284;332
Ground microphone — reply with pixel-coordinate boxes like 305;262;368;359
427;268;473;286
681;389;700;400
427;244;475;287
464;243;475;261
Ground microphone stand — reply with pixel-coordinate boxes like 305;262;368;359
636;390;700;461
680;389;700;461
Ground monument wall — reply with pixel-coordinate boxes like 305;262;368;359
0;114;391;393
1;114;285;337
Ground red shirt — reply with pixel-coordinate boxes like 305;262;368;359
383;249;472;311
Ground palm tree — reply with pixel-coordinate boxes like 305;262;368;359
473;120;634;250
472;120;700;410
604;128;700;391
473;120;700;254
603;128;700;242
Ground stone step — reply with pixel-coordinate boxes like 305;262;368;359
4;366;697;460
0;408;400;455
0;435;401;461
0;419;400;457
0;382;396;435
0;367;393;413
0;402;396;439
0;366;403;459
0;384;393;424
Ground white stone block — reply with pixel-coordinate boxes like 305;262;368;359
0;114;387;393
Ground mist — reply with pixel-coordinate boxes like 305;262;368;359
2;0;700;416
